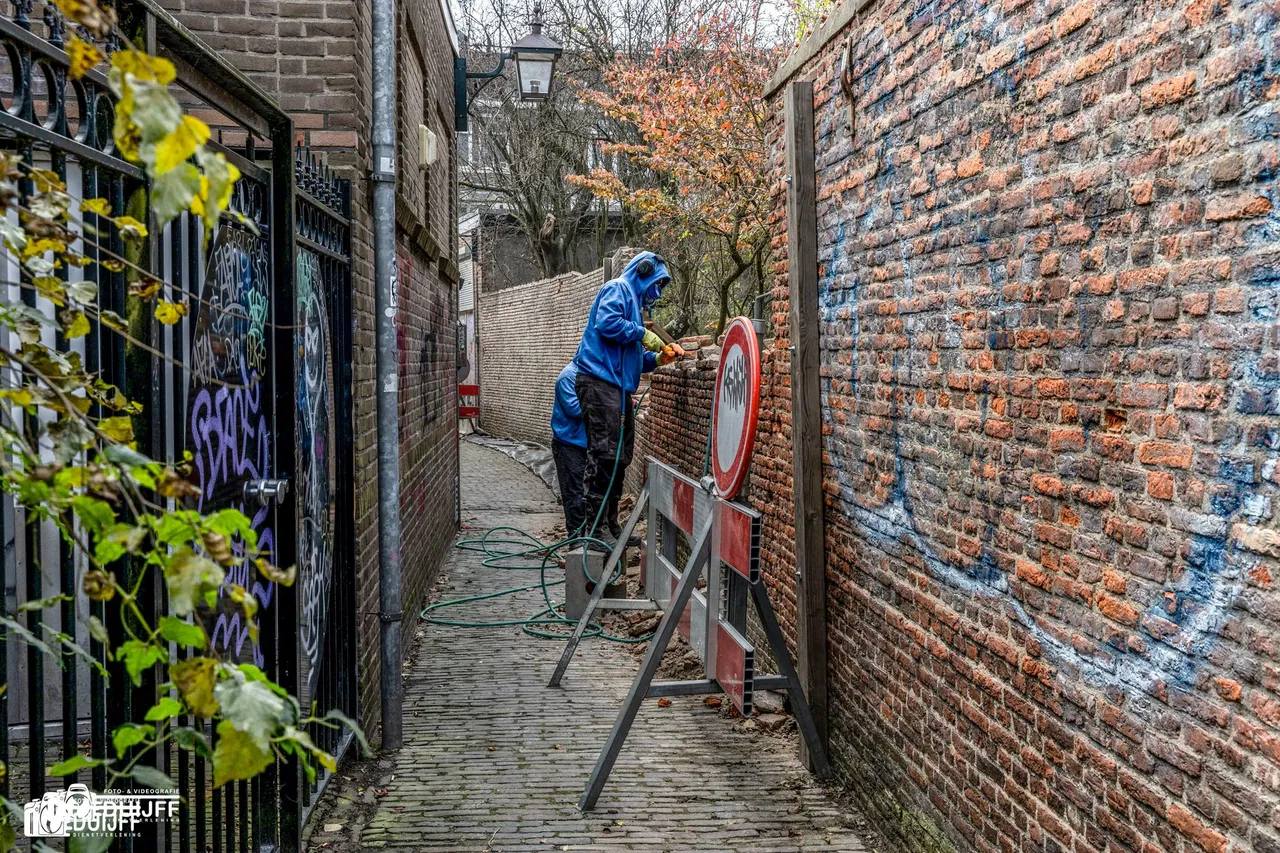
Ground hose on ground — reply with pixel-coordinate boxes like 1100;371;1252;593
421;388;653;644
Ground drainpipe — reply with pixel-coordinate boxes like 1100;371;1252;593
371;0;403;750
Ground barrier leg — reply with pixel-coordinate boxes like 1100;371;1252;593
579;521;712;811
548;487;648;688
751;579;831;778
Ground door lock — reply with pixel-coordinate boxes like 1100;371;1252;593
243;479;290;506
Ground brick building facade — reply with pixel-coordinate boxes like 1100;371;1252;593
632;0;1280;850
160;0;462;739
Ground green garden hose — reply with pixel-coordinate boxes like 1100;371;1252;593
421;388;653;644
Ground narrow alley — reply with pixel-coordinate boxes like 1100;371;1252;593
304;441;875;852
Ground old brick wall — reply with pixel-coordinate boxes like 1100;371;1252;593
762;0;1280;851
476;268;605;445
157;0;462;740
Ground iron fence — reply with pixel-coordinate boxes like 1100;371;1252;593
0;1;358;850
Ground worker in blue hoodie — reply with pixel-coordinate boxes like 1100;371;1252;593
574;251;685;549
551;361;588;536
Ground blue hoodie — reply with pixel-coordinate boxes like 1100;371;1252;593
574;251;667;393
551;362;587;448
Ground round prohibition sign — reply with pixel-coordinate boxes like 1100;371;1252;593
711;317;762;499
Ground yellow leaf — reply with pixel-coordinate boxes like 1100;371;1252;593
99;416;134;442
155;301;188;325
0;389;34;408
67;36;104;80
129;278;163;299
30;170;65;192
82;197;112;216
64;310;91;339
101;259;126;273
154;115;211;175
113;215;147;242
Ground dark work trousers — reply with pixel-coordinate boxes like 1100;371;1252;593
575;370;635;535
552;439;588;536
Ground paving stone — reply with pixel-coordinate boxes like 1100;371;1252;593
304;442;876;852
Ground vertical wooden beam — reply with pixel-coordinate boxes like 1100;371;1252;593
784;81;829;766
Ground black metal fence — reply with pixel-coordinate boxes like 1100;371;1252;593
0;1;358;850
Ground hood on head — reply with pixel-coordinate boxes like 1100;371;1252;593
618;251;670;307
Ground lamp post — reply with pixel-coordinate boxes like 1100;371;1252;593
454;2;563;131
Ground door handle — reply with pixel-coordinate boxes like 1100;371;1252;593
243;479;290;507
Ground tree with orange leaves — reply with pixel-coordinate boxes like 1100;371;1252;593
571;7;779;336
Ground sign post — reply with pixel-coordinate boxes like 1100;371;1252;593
711;317;762;499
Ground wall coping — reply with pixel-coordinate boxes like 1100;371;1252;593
764;0;876;98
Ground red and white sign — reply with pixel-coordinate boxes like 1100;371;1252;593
711;317;761;499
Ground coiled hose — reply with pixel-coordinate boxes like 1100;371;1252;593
421;388;654;643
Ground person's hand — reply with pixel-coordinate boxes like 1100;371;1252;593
642;329;665;351
658;343;688;365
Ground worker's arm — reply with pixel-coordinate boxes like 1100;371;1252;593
557;371;582;418
641;350;658;373
593;283;647;344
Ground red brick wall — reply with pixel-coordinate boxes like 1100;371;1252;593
757;0;1280;849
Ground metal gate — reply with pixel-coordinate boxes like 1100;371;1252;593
0;2;356;850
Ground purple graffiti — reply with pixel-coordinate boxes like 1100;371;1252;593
188;228;275;667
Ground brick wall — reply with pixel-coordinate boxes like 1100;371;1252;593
477;267;606;445
158;0;462;741
756;0;1280;851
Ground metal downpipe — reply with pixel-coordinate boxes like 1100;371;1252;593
371;0;403;750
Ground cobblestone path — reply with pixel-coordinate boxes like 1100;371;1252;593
305;441;874;852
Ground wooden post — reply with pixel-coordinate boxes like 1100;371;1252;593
784;81;829;766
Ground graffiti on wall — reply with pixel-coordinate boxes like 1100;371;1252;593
296;248;333;702
189;226;275;667
812;10;1278;702
396;248;447;432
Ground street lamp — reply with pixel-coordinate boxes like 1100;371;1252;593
454;2;563;131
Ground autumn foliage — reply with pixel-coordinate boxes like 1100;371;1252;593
571;9;779;334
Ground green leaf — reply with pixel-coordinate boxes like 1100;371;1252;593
0;615;57;659
158;615;206;649
172;725;213;758
94;523;147;565
67;279;98;305
150;162;201;228
170;657;219;717
112;722;155;758
207;508;257;549
86;615;112;655
212;719;272;787
165;547;225;617
71;495;115;536
131;764;177;791
0;814;14;853
144;696;184;721
17;594;72;613
214;676;290;751
49;753;102;776
50;630;109;677
154;510;202;546
117;640;166;687
102;443;152;467
323;709;373;758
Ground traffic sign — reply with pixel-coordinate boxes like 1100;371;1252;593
711;317;761;499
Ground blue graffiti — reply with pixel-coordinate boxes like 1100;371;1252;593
813;0;1279;698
